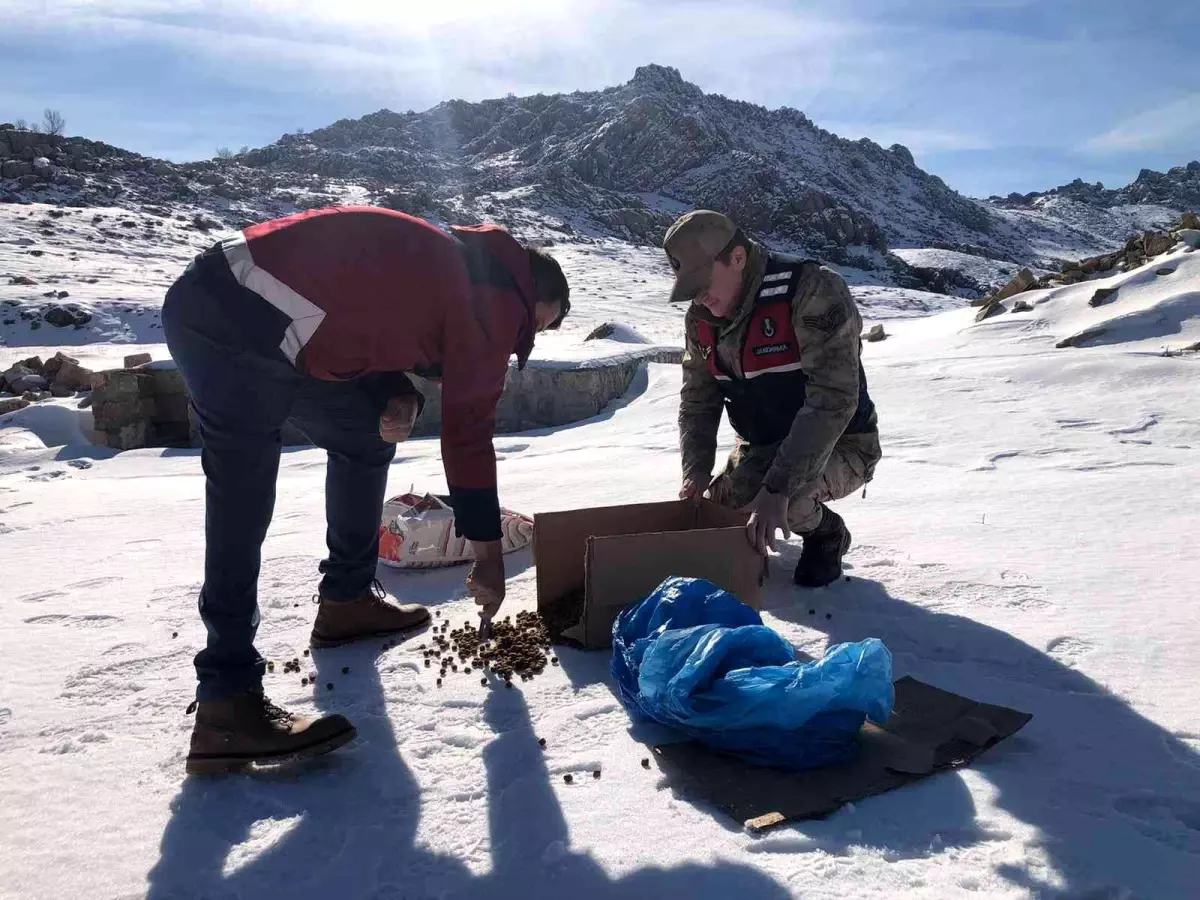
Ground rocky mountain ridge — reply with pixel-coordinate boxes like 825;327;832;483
991;162;1200;212
3;65;1197;295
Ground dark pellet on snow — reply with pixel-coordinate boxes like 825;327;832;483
301;678;308;686
172;632;178;638
563;774;573;784
303;649;309;657
481;677;488;686
641;758;651;769
538;738;547;748
593;770;601;779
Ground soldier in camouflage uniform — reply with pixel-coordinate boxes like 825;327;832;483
667;211;881;587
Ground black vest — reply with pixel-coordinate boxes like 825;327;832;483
693;254;876;446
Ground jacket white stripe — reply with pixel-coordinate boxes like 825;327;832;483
757;284;791;298
743;360;804;380
222;233;326;365
760;270;793;283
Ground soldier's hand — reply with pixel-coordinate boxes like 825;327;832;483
743;488;791;555
379;394;420;443
467;540;506;621
679;473;710;505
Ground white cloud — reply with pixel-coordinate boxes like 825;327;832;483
0;0;858;105
1083;94;1200;154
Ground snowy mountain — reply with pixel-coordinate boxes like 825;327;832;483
2;64;1198;294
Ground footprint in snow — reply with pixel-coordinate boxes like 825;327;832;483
1111;793;1200;851
27;470;67;482
66;576;122;590
1109;416;1159;436
19;590;66;603
1045;636;1094;666
23;614;122;627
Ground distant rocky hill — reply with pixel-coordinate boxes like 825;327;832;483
990;163;1200;212
2;65;1196;295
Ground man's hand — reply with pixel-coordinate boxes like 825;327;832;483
742;488;791;555
379;395;420;443
679;473;711;505
467;540;506;622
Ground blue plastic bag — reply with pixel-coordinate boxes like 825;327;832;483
612;576;894;770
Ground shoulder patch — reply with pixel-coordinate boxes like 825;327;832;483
801;304;849;333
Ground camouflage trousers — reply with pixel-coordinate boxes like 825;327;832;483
707;431;881;534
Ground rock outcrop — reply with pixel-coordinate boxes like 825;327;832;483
0;351;92;399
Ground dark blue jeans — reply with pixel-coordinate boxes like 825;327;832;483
163;254;397;700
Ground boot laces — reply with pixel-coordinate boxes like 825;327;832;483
255;693;294;726
184;692;291;725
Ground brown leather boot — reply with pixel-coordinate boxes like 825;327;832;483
310;580;431;648
185;691;356;775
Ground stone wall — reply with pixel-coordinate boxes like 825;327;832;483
90;363;195;450
409;357;656;438
81;351;670;450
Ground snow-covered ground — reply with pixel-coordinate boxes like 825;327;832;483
979;199;1184;273
990;199;1182;262
889;247;1026;288
2;210;1199;900
0;204;211;351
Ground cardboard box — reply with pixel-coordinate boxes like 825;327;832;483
534;499;766;648
651;676;1033;832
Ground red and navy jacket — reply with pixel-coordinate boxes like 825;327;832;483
693;254;876;446
217;206;537;542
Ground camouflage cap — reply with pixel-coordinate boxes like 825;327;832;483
663;210;737;303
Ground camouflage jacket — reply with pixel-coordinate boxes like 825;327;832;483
679;243;876;493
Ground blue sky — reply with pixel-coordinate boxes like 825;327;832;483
1;0;1196;198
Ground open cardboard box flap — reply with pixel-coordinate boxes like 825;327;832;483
534;499;765;648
